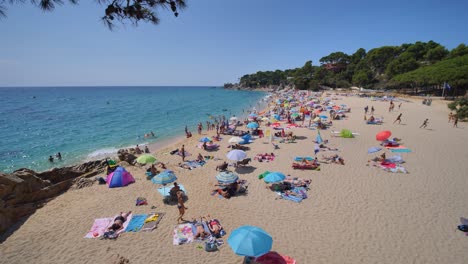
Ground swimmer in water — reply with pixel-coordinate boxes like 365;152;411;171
49;155;54;162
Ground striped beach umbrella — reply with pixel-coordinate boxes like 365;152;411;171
216;171;239;184
151;170;177;185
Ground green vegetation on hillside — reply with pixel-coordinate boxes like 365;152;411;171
229;42;468;94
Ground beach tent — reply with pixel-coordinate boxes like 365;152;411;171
106;166;135;188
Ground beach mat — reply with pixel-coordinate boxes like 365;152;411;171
173;223;195;245
125;214;148;232
280;193;303;203
141;212;165;232
84;217;113;238
390;148;412;153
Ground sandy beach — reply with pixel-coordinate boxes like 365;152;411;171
1;95;467;264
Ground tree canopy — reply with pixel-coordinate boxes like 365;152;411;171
0;0;186;29
231;41;468;94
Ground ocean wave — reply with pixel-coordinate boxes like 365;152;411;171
86;147;120;159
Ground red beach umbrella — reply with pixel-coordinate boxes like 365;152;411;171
376;130;392;141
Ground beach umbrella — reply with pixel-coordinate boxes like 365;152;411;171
264;172;286;183
319;115;328;119
199;137;212;143
136;154;157;164
216;171;239;184
242;134;252;140
316;131;323;144
228;225;273;257
313;117;321;122
226;150;247;161
376;130;392;141
291;113;299;118
248;113;258;118
273;114;281;120
229;137;244;143
247;122;259;129
368;147;382;154
151;170;177;185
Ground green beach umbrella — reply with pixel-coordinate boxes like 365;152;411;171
136;154;157;164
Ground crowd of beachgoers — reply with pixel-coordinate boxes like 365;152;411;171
2;89;467;264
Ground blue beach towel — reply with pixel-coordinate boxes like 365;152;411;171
294;156;313;161
292;187;308;199
390;148;412;153
125;214;148;232
281;193;303;203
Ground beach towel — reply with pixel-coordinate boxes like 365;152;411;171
294;156;313;161
390;148;412;153
292;187;308;199
141;212;165;232
173;223;195;245
158;184;187;197
177;151;191;157
84;217;113;238
125;214;148;232
280;193;303;203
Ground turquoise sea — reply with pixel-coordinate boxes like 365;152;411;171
0;86;267;173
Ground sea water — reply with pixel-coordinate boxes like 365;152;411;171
0;86;267;173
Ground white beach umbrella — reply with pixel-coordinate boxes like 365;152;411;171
229;137;244;143
226;150;247;161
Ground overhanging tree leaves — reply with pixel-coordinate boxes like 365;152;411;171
0;0;186;29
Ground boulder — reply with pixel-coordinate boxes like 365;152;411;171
0;159;107;234
117;149;137;165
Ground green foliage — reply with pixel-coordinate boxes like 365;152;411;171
237;41;467;93
448;98;468;119
1;0;186;29
392;54;468;87
449;44;468;58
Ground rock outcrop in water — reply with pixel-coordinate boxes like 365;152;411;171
0;160;107;234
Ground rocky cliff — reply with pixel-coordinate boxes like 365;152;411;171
0;160;107;234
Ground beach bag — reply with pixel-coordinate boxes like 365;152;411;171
458;225;468;232
204;241;218;252
102;230;118;240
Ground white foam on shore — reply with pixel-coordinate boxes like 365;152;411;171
86;147;120;160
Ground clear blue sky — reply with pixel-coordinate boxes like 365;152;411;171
1;0;467;86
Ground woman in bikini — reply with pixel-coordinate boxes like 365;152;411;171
176;191;187;223
193;217;211;239
207;216;223;237
108;211;132;232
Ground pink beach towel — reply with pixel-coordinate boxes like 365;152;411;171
173;223;195;245
84;217;113;238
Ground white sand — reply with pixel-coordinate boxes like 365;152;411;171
1;96;467;264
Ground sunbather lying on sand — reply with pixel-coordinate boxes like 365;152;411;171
322;154;345;165
108;211;132;232
193;217;211;240
212;187;231;199
284;176;311;187
206;215;224;237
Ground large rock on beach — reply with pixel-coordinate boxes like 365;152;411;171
117;149;137;164
0;160;107;234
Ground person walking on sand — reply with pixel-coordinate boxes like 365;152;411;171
453;116;458;128
419;119;429;128
448;112;453;122
180;145;186;161
176;191;187;223
371;106;375;115
364;106;369;114
393;113;402;124
398;103;402;110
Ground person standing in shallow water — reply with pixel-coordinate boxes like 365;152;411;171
48;155;54;162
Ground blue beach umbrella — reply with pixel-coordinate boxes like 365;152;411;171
216;171;239;184
247;122;259;129
319;115;328;119
264;172;286;183
273;114;281;120
228;225;273;257
199;137;212;143
248;113;258;118
151;170;177;185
